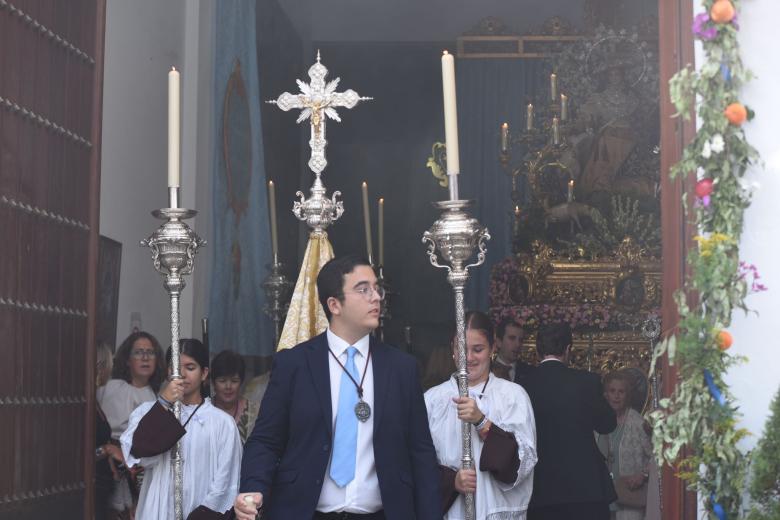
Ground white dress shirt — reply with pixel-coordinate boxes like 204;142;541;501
316;328;382;513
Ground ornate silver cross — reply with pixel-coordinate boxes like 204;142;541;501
268;51;372;175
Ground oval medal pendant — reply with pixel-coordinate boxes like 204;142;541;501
354;399;371;422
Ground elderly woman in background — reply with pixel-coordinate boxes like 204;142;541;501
596;370;652;520
210;350;260;443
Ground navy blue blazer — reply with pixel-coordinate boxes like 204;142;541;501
240;333;443;520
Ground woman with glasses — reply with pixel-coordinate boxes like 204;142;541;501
97;331;166;519
424;311;538;520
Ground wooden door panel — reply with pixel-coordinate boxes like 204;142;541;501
0;1;104;518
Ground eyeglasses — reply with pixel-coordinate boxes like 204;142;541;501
347;285;386;301
130;349;157;359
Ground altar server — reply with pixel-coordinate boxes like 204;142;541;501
121;339;242;520
425;311;537;520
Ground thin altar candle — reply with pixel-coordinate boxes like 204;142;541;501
500;123;509;153
378;198;384;266
561;94;568;121
567;179;574;202
268;180;278;262
526;103;534;131
550;73;558;102
362;181;374;264
552;117;560;145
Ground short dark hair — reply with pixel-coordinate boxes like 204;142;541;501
210;350;246;384
166;338;209;369
317;255;372;321
111;331;166;393
535;323;573;358
496;317;524;340
167;338;210;398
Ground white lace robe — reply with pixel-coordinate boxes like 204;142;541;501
425;375;537;520
120;398;242;519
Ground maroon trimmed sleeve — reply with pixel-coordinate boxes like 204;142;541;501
479;424;520;484
130;401;186;458
439;465;460;513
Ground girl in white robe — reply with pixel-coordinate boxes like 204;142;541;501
121;339;242;519
425;311;537;520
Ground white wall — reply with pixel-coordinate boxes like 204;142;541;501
100;0;214;347
726;0;780;448
690;0;780;516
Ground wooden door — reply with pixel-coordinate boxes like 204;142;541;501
658;0;698;517
0;1;105;518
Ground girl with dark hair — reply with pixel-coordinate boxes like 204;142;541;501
120;338;241;519
425;310;538;519
97;331;165;518
210;350;260;444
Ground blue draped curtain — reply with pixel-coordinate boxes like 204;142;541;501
208;0;273;356
457;59;545;312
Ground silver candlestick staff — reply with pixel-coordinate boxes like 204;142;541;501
140;192;205;520
422;199;490;520
262;261;293;347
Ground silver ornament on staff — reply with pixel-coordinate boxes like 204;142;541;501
422;199;490;520
140;189;205;520
262;261;293;347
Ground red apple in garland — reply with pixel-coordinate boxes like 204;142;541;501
696;178;714;198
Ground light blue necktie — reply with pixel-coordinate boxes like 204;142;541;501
330;346;359;487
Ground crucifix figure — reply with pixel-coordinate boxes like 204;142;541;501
269;51;372;174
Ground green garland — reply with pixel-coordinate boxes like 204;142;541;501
647;0;761;517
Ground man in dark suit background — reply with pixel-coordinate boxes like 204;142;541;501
523;323;617;520
492;318;535;386
234;255;442;520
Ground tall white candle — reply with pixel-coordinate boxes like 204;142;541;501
441;51;460;200
378;198;384;266
168;67;180;189
567;179;574;202
526;103;534;131
561;94;568;121
552;117;560;145
550;73;558;102
268;180;278;262
362;182;374;264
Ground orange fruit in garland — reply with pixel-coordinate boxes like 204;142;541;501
710;0;736;24
716;330;733;350
724;103;747;125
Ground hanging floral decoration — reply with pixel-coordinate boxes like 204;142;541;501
648;0;766;517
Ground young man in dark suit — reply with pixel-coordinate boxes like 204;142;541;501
522;323;617;520
492;318;535;386
234;255;442;520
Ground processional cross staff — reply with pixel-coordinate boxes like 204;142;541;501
268;51;372;177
